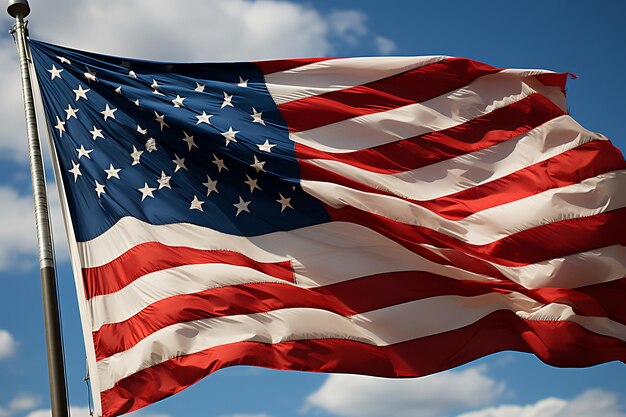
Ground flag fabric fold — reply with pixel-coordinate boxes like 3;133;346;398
28;39;625;417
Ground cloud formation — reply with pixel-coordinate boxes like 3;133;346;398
0;393;40;417
304;367;505;417
25;406;171;417
25;406;91;417
456;389;626;417
0;329;17;359
0;184;67;271
375;36;397;54
217;414;274;417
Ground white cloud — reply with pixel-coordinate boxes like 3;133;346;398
24;406;91;417
328;10;368;45
0;393;40;417
217;414;274;417
23;406;170;417
375;36;397;55
26;0;365;61
0;37;30;161
456;389;625;417
0;329;17;359
0;184;67;271
7;393;39;411
304;366;504;417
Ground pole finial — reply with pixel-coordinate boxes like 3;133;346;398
7;0;30;18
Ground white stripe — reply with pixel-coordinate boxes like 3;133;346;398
516;302;626;341
79;220;625;291
89;264;296;331
499;68;567;111
302;171;626;245
265;56;447;105
289;72;565;152
421;244;626;290
302;116;600;201
95;291;626;391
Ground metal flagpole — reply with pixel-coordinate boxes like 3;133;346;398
7;1;70;417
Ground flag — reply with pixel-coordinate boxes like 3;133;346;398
29;39;625;417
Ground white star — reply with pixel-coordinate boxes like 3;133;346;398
157;171;171;189
54;116;66;137
84;67;97;82
182;131;197;151
203;175;218;196
57;56;71;65
196;111;213;125
114;86;122;94
68;161;81;182
238;76;248;88
250;155;266;172
172;95;186;108
220;127;239;146
221;92;233;108
151;79;164;95
244;175;261;193
233;196;251;216
76;145;93;159
195;82;205;92
89;127;104;140
276;193;293;212
134;99;140;107
145;138;157;152
48;65;63;80
104;164;121;179
73;85;90;101
189;195;204;211
154;111;169;131
257;139;276;153
130;145;143;165
212;154;228;172
65;105;79;120
172;154;187;172
101;104;117;121
136;125;147;135
128;70;137;78
94;181;106;198
138;183;156;201
251;108;265;125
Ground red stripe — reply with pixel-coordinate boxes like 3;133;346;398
295;93;565;174
328;205;626;266
93;270;625;360
534;72;571;93
92;271;490;360
577;278;626;324
82;242;294;299
423;141;626;218
100;311;626;417
300;141;624;221
280;58;501;133
254;57;332;75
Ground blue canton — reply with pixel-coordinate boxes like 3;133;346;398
29;40;330;241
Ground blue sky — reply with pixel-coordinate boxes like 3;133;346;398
0;1;624;417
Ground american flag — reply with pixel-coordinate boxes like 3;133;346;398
29;39;625;417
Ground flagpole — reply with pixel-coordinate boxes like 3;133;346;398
7;1;69;417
